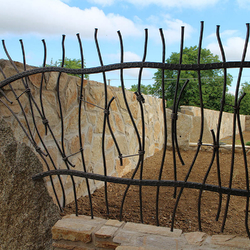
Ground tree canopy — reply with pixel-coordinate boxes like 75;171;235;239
239;81;250;115
46;57;89;79
130;84;152;95
152;46;233;111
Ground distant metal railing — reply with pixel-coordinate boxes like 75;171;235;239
1;21;250;237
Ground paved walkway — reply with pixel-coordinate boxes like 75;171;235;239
52;214;250;250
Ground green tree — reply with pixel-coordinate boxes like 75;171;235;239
239;81;250;115
152;46;233;110
130;84;153;95
224;92;234;113
47;57;89;79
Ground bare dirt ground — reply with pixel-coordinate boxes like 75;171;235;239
62;131;250;237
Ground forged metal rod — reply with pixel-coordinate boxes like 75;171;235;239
171;21;205;232
214;25;226;222
40;39;49;135
236;92;250;237
237;93;250;237
221;23;250;233
76;33;93;219
106;97;123;166
171;25;185;199
198;129;217;231
0;44;65;211
2;40;36;146
94;28;109;215
20;39;65;211
32;169;250;197
156;28;167;226
195;21;206;231
2;39;66;210
117;30;143;222
56;35;78;215
136;28;148;223
3;61;250;89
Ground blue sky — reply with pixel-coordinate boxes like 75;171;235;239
1;0;250;92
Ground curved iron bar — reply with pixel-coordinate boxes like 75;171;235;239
156;28;168;226
106;97;123;166
56;35;78;215
94;28;110;215
171;26;185;199
41;39;66;209
171;21;205;231
235;92;250;237
236;92;250;237
3;61;250;89
221;23;250;233
76;33;93;218
134;28;148;223
197;129;217;231
214;25;227;221
117;30;143;222
1;40;36;146
40;39;48;136
1;40;66;210
32;169;250;197
20;39;66;211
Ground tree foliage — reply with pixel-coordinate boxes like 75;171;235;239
239;81;250;115
46;57;89;79
152;46;233;110
130;84;153;95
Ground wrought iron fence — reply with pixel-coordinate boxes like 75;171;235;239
1;21;250;236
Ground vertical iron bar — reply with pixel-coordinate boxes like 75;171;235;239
196;20;205;231
198;130;217;231
2;40;35;144
137;28;148;223
171;26;185;198
156;28;167;226
117;30;143;221
171;22;205;231
94;29;109;215
56;35;78;215
215;25;227;221
221;23;249;232
76;33;94;219
236;92;250;238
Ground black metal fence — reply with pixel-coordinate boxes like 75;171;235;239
1;22;250;236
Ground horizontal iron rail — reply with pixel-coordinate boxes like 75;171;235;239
32;169;250;197
1;61;250;89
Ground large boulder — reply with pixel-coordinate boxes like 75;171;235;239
0;119;61;250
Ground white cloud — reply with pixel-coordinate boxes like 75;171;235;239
125;0;218;8
144;16;195;45
237;0;250;9
206;36;250;61
0;0;140;39
0;0;196;45
87;0;114;6
206;30;239;40
91;0;219;8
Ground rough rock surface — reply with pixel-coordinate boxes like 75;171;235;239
0;119;61;250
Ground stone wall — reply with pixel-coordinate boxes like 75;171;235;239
51;214;250;250
245;115;250;131
181;106;246;143
0;59;248;208
0;60;164;206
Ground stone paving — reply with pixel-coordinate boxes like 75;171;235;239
52;214;250;250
